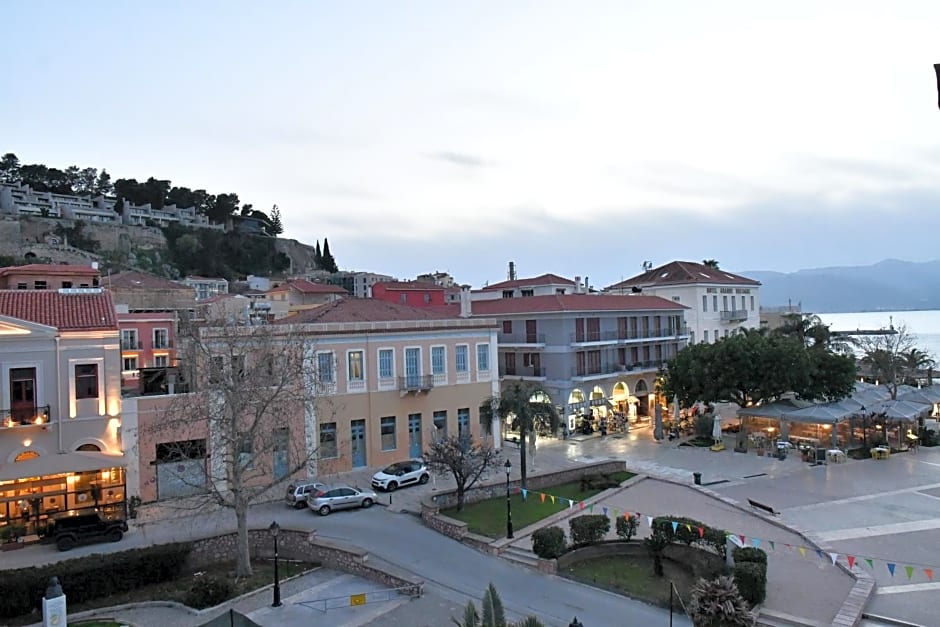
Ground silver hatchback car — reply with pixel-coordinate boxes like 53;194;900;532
307;485;377;516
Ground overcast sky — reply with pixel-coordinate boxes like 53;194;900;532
3;1;939;288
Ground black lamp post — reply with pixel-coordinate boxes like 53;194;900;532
504;458;514;539
269;520;282;607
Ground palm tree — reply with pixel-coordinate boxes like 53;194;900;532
702;259;720;269
861;348;903;399
688;576;756;626
903;348;935;384
480;381;560;488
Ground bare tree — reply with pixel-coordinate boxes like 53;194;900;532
857;323;931;399
151;319;334;577
424;434;500;511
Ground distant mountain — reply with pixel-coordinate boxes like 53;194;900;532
739;259;940;313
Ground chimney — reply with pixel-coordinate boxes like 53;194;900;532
574;276;582;294
459;286;472;318
584;276;589;294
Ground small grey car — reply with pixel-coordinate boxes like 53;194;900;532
307;485;377;516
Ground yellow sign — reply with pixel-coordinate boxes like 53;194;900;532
350;593;366;606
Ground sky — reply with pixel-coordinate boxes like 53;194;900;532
2;1;940;289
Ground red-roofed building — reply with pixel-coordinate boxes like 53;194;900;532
0;288;127;535
473;273;578;301
263;278;347;317
370;281;447;307
0;263;100;290
604;260;761;345
440;290;690;434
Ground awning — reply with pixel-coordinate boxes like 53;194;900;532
0;452;126;481
783;403;855;425
868;399;932;422
736;398;815;419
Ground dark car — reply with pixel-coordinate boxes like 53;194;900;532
47;512;128;551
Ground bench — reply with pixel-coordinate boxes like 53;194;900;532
747;498;779;516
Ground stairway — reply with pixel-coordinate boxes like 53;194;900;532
500;545;542;570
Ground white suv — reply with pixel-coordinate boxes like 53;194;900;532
371;459;430;492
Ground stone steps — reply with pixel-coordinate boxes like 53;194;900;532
757;608;832;627
500;545;541;569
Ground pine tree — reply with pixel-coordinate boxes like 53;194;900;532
269;204;284;235
321;238;338;273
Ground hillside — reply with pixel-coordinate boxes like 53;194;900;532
742;259;940;313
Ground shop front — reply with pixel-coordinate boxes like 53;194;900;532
0;455;127;537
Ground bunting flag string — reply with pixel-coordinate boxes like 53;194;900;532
510;486;940;582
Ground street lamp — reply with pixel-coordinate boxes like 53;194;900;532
504;458;514;539
269;520;282;608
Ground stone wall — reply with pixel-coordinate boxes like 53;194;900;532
189;527;423;596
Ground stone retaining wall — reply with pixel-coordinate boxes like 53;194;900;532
557;541;726;579
189;527;423;596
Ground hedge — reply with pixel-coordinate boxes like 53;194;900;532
733;546;768;565
733;560;767;606
569;514;610;546
615;514;639;542
531;526;567;559
0;542;192;619
651;515;728;558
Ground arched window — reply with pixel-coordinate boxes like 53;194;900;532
14;450;39;462
76;443;101;452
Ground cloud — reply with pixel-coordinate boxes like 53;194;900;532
428;151;489;168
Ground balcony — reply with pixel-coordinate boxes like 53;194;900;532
152;339;174;350
398;375;434;395
569;327;690;344
571;360;667;379
720;310;749;322
499;366;547;380
498;332;547;346
1;405;52;428
121;340;143;350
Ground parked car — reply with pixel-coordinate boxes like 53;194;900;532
285;480;327;509
47;512;128;551
307;485;377;516
371;459;430;492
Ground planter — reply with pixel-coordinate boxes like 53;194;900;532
1;541;24;551
757;448;765;457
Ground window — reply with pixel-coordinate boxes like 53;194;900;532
209;356;225;384
232;355;246;379
714;329;719;342
521;289;534;297
750;295;755;311
703;330;709;343
702;295;707;312
34;280;47;290
476;344;490;371
348;350;364;381
123;356;138;372
433;411;447;439
672;296;681;302
555;288;566;295
381;416;396;450
400;293;407;304
378;349;394;379
724;329;730;338
458;408;470;439
502;320;512;334
456;345;469;373
319;422;337;458
237;433;253;470
121;329;139;350
722;295;728;311
16;282;26;290
61;281;72;289
712;295;718;311
153;328;169;349
502;290;514;298
317;352;335;383
153;355;169;368
75;364;99;399
431;346;445;375
423;293;431;304
273;427;289;479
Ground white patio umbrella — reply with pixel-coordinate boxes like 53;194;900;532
712;412;723;443
654;403;664;440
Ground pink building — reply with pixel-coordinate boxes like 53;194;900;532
117;312;178;390
371;281;447;307
0;264;100;290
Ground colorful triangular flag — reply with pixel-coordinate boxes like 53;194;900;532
847;556;856;569
686;524;692;534
568;499;574;509
815;549;825;560
887;563;896;577
698;526;705;539
829;552;838;566
540;493;546;503
739;535;746;545
646;516;653;527
672;521;679;533
588;503;593;513
752;538;760;549
768;541;775;551
550;495;555;504
925;568;934;581
905;565;914;580
521;489;528;500
799;547;807;558
864;558;874;570
785;543;792;551
602;506;608;516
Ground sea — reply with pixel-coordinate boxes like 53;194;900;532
816;310;940;361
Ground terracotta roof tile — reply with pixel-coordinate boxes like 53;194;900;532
0;264;100;277
438;294;686;316
276;298;462;324
606;261;760;290
102;271;192;291
0;289;118;331
375;281;445;291
284;278;347;294
480;273;576;291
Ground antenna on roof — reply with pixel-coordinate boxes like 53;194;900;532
507;261;516;281
642;261;652;272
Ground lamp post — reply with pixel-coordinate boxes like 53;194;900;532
504;458;514;539
269;520;282;608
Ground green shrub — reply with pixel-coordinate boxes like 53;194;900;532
689;576;756;626
184;575;233;609
918;427;939;447
0;542;191;619
568;514;610;545
615;514;639;541
651;515;728;558
531;526;567;559
733;561;767;606
733;547;767;565
643;528;670;577
578;473;622;491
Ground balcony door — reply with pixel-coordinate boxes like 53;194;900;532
525;320;538;343
10;368;37;424
405;348;421;388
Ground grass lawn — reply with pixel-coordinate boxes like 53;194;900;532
561;554;695;609
8;559;318;626
443;471;634;538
